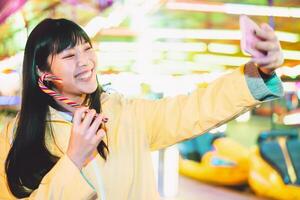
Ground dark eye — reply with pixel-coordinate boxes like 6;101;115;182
85;46;92;51
62;54;75;59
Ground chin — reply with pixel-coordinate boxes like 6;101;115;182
74;74;98;94
80;84;98;94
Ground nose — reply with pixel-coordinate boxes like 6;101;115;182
77;52;90;68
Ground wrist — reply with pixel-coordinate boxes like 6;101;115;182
67;151;84;169
258;67;275;80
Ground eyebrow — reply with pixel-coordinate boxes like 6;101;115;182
60;42;91;54
61;48;74;54
66;42;90;49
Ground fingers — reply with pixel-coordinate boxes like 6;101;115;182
68;108;108;169
262;56;284;69
252;51;284;69
252;55;277;66
73;107;89;125
255;41;279;52
250;24;279;59
73;107;108;139
87;114;104;137
261;23;274;32
81;109;97;130
255;23;277;41
92;129;106;144
250;22;283;69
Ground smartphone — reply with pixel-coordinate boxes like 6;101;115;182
239;15;266;58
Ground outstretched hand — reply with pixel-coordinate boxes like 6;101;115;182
251;23;284;75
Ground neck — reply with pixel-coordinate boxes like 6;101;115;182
54;93;87;114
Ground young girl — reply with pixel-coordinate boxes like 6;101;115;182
0;18;284;199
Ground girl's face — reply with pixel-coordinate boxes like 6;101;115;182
48;41;98;101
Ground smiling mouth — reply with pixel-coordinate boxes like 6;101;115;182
75;68;94;81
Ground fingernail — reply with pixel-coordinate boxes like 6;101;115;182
102;117;108;123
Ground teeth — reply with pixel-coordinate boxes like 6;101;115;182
78;70;92;80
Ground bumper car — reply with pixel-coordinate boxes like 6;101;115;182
248;130;300;200
179;132;250;186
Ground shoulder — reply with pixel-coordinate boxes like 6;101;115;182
101;92;125;108
0;115;18;159
1;116;18;143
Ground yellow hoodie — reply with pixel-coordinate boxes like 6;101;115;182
0;67;261;200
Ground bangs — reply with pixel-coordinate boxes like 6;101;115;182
50;20;92;55
33;18;93;70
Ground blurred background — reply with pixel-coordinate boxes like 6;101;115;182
0;0;300;199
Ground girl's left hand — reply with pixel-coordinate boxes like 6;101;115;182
251;23;284;75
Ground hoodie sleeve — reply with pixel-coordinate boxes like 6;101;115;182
125;66;269;151
0;120;97;200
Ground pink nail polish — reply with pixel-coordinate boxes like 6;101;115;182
102;117;108;123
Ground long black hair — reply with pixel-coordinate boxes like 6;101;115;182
5;18;108;198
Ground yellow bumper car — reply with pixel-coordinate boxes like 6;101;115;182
249;130;300;200
179;132;250;186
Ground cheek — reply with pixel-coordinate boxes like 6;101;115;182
88;51;98;65
51;62;76;89
52;61;73;79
